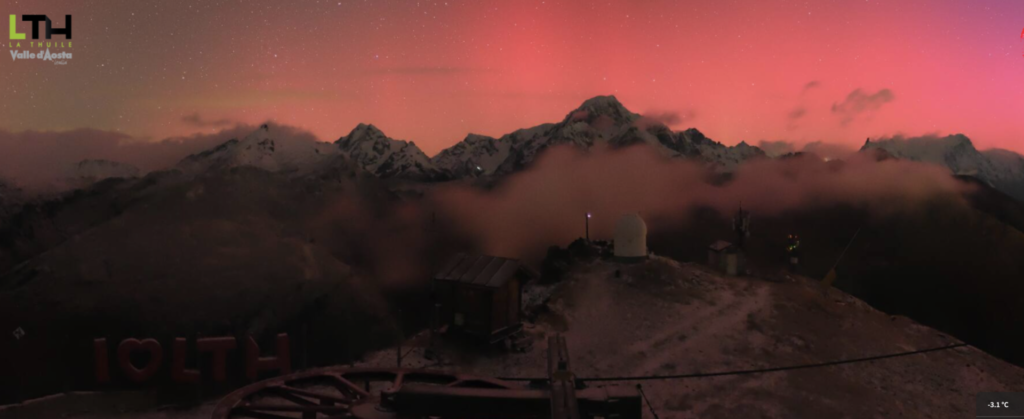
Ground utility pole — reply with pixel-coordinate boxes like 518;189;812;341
425;302;440;361
822;227;862;291
585;212;591;242
733;204;750;249
396;309;404;368
345;292;353;366
302;323;308;369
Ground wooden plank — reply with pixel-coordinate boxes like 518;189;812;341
472;257;507;286
459;255;493;284
447;254;481;282
485;260;521;288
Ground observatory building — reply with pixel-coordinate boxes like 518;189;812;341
614;213;648;262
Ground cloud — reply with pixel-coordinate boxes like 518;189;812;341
786;107;807;130
363;66;492;76
802;80;821;93
635;110;697;129
831;88;895;125
181;113;237;128
801;141;856;159
759;140;796;157
430;144;969;260
789;81;820;128
788;107;807;121
758;140;858;159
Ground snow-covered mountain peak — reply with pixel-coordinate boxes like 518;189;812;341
864;134;974;157
172;122;441;180
431;133;510;177
861;134;984;170
434;96;765;177
176;124;337;175
340;123;388;144
861;134;1024;201
462;133;498;145
335;124;443;180
565;95;639;126
678;128;715;145
576;95;631;114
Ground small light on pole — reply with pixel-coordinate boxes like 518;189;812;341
585;212;591;241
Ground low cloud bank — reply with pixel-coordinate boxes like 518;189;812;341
757;140;856;159
430;145;969;259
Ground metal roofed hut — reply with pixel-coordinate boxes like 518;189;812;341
433;254;536;344
708;240;746;276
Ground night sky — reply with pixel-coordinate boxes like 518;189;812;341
3;0;1023;155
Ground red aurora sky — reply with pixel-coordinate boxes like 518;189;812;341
2;0;1023;155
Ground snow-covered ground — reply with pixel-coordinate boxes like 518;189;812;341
360;257;1024;418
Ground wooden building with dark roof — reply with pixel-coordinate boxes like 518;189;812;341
433;253;535;343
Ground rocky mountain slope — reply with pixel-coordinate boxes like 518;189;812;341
0;160;414;404
862;135;1024;201
68;159;140;181
56;159;142;191
0;179;22;217
430;132;518;178
982;148;1024;201
432;96;765;177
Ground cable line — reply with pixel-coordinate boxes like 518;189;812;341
580;343;967;382
496;342;968;383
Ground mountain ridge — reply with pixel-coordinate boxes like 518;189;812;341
151;97;1024;202
166;96;767;182
434;95;766;177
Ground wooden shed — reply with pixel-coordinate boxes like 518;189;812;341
433;254;534;343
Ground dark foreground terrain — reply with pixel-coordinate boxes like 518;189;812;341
4;257;1020;419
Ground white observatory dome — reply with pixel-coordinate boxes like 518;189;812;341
614;213;648;260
